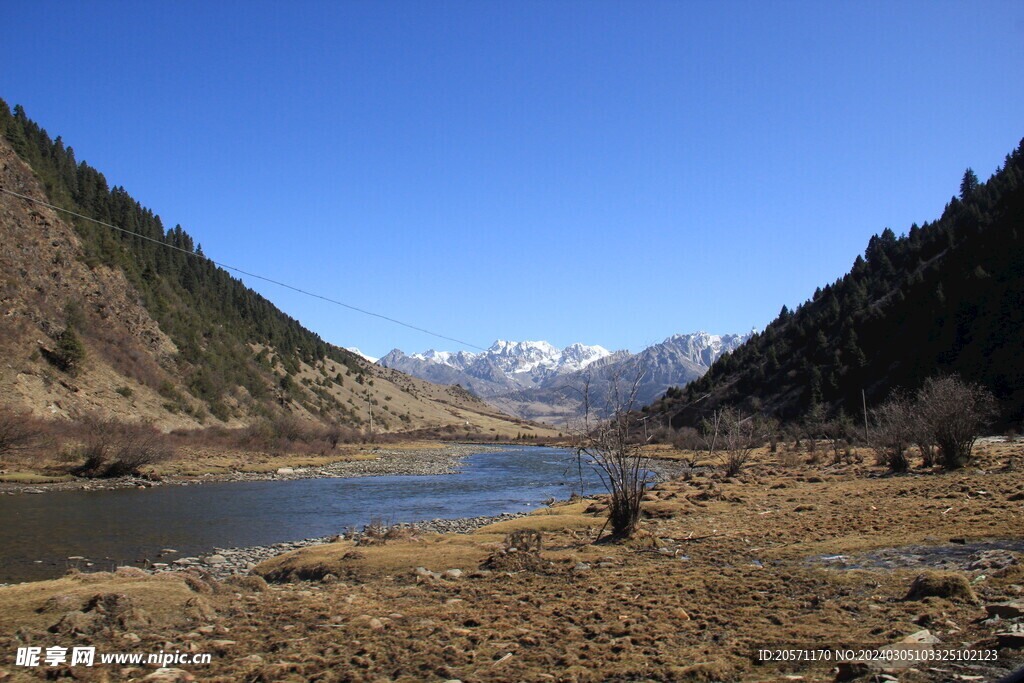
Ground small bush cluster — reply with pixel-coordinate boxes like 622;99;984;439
0;406;43;461
869;375;995;471
71;417;173;478
168;413;400;457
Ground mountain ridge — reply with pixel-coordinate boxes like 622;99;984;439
382;332;750;424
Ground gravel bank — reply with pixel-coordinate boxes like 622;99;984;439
98;511;532;581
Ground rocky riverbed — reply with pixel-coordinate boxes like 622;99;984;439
56;511;532;582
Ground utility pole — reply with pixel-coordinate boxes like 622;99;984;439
862;389;869;442
365;389;373;437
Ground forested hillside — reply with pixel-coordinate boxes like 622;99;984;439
0;99;366;421
657;139;1024;429
0;98;550;436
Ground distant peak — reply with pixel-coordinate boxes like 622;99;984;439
345;347;379;363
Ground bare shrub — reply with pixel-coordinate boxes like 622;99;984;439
915;376;996;470
0;406;42;460
354;517;410;546
482;530;546;571
869;395;914;472
72;417;173;478
323;422;355;448
719;408;774;477
671;426;703;453
270;415;317;443
804;404;855;464
779;450;802;468
571;364;651;539
908;409;937;467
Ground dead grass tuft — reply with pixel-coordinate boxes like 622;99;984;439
904;571;979;603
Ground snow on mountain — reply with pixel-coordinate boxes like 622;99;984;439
657;331;750;367
379;340;613;395
345;347;379;363
410;349;477;369
487;331;753;425
480;340;612;375
558;342;614;372
380;332;749;424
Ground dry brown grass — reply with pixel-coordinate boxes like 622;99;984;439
0;571;210;634
4;440;1024;681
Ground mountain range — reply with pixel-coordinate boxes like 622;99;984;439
380;332;750;424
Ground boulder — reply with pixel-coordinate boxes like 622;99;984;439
986;601;1024;619
997;624;1024;649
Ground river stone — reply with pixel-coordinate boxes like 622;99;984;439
276;468;295;476
986;601;1024;618
203;554;228;565
444;569;463;579
414;566;440;580
115;566;148;578
142;668;196;683
997;624;1024;648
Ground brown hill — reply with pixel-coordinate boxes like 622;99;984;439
0;135;553;438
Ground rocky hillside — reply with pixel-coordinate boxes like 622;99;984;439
0;100;552;437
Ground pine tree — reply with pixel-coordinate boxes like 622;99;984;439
960;168;978;201
57;328;86;375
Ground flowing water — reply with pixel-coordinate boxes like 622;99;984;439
0;446;605;583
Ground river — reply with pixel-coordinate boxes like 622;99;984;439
0;446;606;583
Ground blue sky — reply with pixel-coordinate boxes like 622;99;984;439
3;1;1023;358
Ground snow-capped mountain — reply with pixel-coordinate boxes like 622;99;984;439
345;347;379;363
485;340;612;374
488;331;752;423
379;340;612;397
380;332;751;424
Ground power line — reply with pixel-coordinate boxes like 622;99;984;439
0;186;488;352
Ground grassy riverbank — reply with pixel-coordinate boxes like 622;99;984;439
1;440;1023;680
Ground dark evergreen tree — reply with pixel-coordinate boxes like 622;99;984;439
661;137;1024;430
